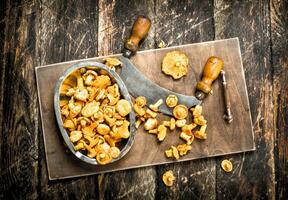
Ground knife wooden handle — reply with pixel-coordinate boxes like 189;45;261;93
196;56;224;94
123;16;151;58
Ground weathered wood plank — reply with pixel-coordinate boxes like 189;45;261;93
39;0;99;199
270;0;288;199
0;0;40;199
214;0;275;199
0;0;8;160
154;0;216;199
98;0;157;199
64;0;98;60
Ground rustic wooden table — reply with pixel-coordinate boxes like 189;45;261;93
0;0;287;199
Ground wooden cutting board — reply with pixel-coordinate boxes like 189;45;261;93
36;38;255;180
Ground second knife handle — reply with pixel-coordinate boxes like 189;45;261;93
123;16;151;58
196;56;224;94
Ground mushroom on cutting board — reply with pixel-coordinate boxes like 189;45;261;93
161;51;189;79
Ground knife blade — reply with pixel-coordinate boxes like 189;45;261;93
118;56;202;116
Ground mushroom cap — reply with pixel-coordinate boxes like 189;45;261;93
162;51;189;79
157;125;167;141
135;96;147;107
170;118;176;130
165;149;173;158
144;118;158;131
194;130;207;140
171;146;179;160
96;124;111;135
177;144;192;156
166;95;178;108
173;105;188;119
109;146;121;158
175;119;187;127
103;57;123;68
92;75;111;89
63;119;76;130
133;104;146;116
121;123;130;139
74;88;89;101
81;100;100;117
96;150;112;165
116;99;132;117
221;160;233;172
162;170;176;186
69;131;83;143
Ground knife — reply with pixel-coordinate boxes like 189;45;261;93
118;16;223;116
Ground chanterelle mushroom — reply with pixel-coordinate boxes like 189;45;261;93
68;97;82;118
134;104;146;116
163;118;176;131
157;125;167;141
69;131;82;143
74;141;85;151
221;159;233;172
180;132;194;145
66;88;76;97
190;105;203;118
166;95;178;107
63;119;76;131
194;124;207;139
144;118;158;131
83;70;98;85
171;146;179;160
92;75;111;89
117;120;130;139
96;150;112;165
97;124;111;135
149;99;163;112
81;100;100;117
135;96;147;107
74;88;89;102
145;108;157;118
162;51;189;79
162;170;176;187
109;146;121;158
60;84;72;96
173;105;188;119
103;57;123;69
175;119;186;128
84;143;97;158
77;117;91;127
194;115;207;126
181;123;197;135
177;144;192;156
82;122;98;136
116;99;132;117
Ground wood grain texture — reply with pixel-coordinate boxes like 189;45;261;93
1;0;287;199
270;0;288;199
214;0;275;199
38;0;99;199
0;0;7;165
98;1;156;199
0;0;40;199
154;1;216;199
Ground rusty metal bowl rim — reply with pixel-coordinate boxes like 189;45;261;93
54;61;136;165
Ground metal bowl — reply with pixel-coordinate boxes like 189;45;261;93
54;61;136;165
